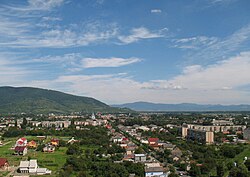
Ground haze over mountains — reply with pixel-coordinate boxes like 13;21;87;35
113;102;250;112
0;86;127;114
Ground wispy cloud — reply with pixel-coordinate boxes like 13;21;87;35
151;9;162;13
207;0;237;5
4;0;64;12
118;27;167;44
82;57;142;68
173;36;218;49
173;24;250;64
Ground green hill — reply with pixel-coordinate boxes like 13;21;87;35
0;86;128;114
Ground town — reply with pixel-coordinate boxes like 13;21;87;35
0;112;249;177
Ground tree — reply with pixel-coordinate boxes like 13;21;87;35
168;173;179;177
229;165;250;177
216;162;226;177
189;163;201;177
244;159;250;171
21;117;27;129
66;143;82;155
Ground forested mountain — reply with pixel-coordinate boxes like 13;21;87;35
0;86;127;114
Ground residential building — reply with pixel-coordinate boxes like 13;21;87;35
28;140;37;148
243;127;250;141
19;159;51;175
187;129;214;144
0;158;9;170
145;163;165;177
43;144;55;152
134;154;146;162
14;146;27;156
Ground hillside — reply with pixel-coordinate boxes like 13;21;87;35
0;86;128;114
113;102;250;112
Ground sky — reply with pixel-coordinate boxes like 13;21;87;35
1;0;250;105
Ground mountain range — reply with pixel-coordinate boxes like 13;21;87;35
0;86;128;114
113;102;250;112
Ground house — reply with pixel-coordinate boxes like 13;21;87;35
67;137;79;144
243;127;250;141
123;154;135;161
28;160;38;173
15;137;27;147
162;143;175;150
19;159;51;175
134;154;147;162
170;147;182;161
126;147;136;155
145;163;165;177
148;138;159;146
113;136;123;143
14;146;27;156
28;140;37;148
0;158;9;170
51;138;59;146
43;144;55;152
19;160;29;173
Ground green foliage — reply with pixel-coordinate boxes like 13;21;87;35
245;159;250;171
229;164;250;177
216;162;226;177
0;86;130;114
189;163;201;177
66;143;83;155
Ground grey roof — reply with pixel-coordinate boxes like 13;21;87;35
145;167;164;172
19;161;29;168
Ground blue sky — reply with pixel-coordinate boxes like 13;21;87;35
1;0;250;104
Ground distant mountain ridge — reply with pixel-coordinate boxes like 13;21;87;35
113;102;250;111
0;86;128;114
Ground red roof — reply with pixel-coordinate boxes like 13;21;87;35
148;138;159;142
51;138;59;142
20;137;27;141
0;158;8;166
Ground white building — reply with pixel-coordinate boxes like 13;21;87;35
19;160;51;175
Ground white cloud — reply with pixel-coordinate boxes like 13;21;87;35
21;52;250;104
42;16;62;21
118;27;166;44
151;9;162;13
82;57;141;68
168;52;250;91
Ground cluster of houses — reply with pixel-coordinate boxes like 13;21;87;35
110;124;187;176
12;137;62;156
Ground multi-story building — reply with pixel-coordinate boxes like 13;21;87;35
186;129;214;144
243;127;250;141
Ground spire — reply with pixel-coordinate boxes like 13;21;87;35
91;113;96;120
